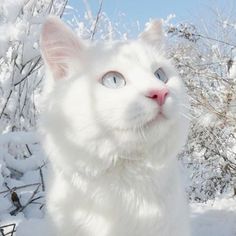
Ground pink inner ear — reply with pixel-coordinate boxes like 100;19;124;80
41;17;82;80
45;45;72;79
139;20;163;46
50;60;68;79
42;44;70;79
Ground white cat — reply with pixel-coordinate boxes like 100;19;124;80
40;16;190;236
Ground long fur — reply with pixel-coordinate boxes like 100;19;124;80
40;17;190;236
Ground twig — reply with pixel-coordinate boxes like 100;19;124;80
39;165;45;192
14;56;41;87
0;224;16;236
0;183;41;195
6;167;24;179
91;0;103;41
18;184;41;213
10;184;41;215
25;144;32;156
29;196;44;203
39;204;45;210
0;90;13;119
4;182;11;191
11;225;16;236
59;0;69;18
171;26;236;47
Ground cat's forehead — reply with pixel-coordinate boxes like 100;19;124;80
87;40;164;70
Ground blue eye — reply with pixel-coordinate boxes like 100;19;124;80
101;71;126;89
154;68;168;83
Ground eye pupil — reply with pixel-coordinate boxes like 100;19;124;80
101;71;126;89
154;68;168;83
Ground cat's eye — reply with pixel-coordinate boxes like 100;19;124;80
101;71;126;89
154;68;168;83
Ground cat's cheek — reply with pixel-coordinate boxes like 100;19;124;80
162;97;178;120
94;90;141;130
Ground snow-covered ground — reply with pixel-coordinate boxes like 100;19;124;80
191;198;236;236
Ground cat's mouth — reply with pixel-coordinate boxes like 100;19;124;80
112;111;168;132
143;111;167;129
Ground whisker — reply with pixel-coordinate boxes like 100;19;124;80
136;125;147;142
179;112;193;121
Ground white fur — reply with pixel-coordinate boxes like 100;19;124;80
40;17;190;236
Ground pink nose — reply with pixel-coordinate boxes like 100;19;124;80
146;88;169;106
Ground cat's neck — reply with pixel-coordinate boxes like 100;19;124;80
58;148;176;183
65;155;179;195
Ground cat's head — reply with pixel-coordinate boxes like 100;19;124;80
40;17;189;176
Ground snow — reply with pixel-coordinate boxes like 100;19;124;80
0;131;39;145
1;0;25;22
191;198;236;236
0;131;46;235
16;219;51;236
4;154;45;173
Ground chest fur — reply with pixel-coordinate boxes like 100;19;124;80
47;161;184;236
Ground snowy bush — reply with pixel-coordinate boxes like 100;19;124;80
166;15;236;201
0;0;68;133
0;0;68;233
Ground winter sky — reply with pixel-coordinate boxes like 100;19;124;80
67;0;235;27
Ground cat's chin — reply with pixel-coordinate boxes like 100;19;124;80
142;112;168;129
111;110;170;133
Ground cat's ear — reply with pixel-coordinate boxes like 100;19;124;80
139;20;164;47
40;16;83;80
